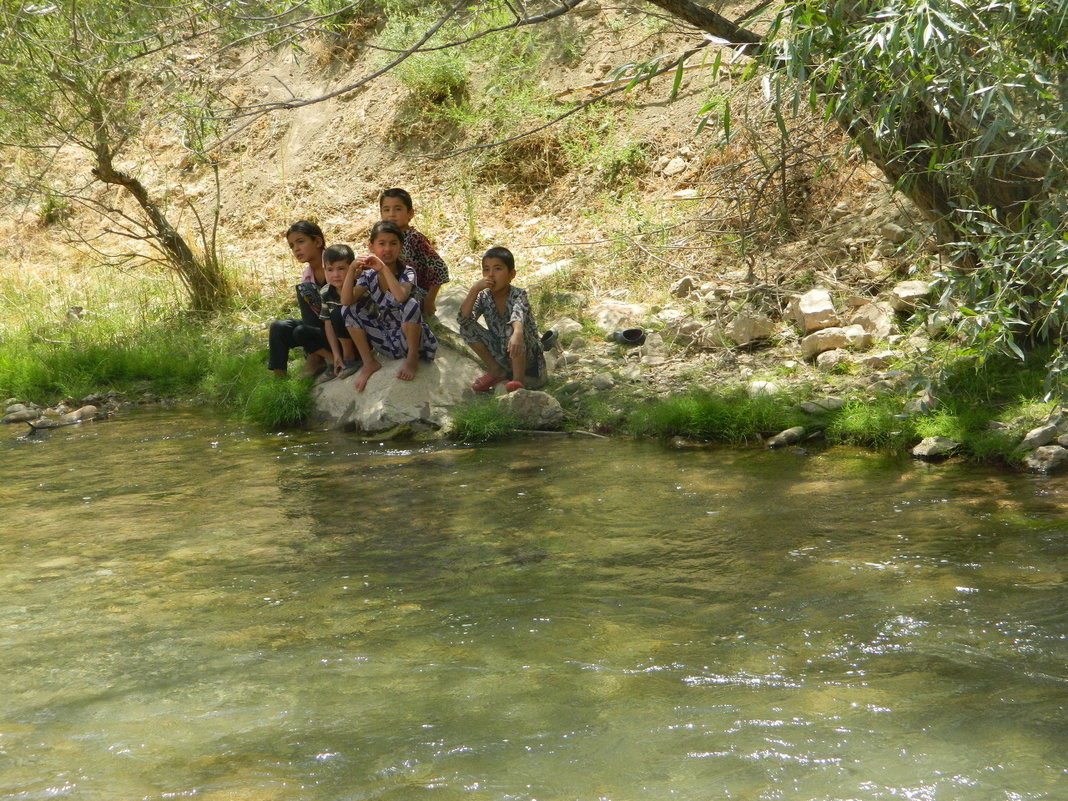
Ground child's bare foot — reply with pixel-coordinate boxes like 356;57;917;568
353;359;381;392
397;357;419;381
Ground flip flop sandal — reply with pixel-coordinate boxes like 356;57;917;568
472;374;505;392
504;380;525;392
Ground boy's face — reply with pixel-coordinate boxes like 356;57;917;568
380;197;414;231
324;259;349;288
370;233;402;266
482;257;515;290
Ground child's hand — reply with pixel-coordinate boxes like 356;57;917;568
474;277;494;292
508;331;524;359
333;354;345;375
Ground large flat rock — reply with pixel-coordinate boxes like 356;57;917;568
308;344;482;433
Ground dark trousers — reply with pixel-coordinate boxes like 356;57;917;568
267;292;349;371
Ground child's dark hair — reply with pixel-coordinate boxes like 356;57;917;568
285;220;325;242
482;246;516;272
369;220;404;243
324;244;354;264
379;188;413;211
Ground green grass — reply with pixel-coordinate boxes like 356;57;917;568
625;387;806;443
449;396;521;441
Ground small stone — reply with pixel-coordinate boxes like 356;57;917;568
747;380;780;398
591;372;616;390
791;288;839;334
557;351;581;366
880;222;911;244
889;280;931;312
569;336;588;351
663;156;688;176
912;436;959;460
670;276;696;298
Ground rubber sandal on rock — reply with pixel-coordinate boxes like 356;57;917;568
504;380;525;392
472;374;505;392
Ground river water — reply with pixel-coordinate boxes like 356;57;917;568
2;409;1066;800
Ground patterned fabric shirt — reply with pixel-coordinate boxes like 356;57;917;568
402;227;449;295
356;264;418;324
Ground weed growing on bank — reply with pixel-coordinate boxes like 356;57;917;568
625;387;807;444
449;396;521;442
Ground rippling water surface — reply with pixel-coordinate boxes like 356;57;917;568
2;409;1067;800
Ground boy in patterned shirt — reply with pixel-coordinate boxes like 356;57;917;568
378;188;450;317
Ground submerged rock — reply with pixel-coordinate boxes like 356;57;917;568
1024;445;1068;473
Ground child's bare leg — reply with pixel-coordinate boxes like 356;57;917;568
347;326;381;392
469;342;506;377
397;322;422;381
340;337;356;362
510;350;527;384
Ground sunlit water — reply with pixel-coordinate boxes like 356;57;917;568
2;409;1067;800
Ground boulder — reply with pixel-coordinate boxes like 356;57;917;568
588;300;649;333
497;389;564;430
1020;423;1058;450
816;348;850;370
308;344;481;433
2;407;42;424
889;280;931;312
58;405;98;424
550;317;584;342
1024;445;1068;473
843;323;874;350
790;288;839;334
849;301;896;339
912;436;958;460
799;396;845;414
801;327;848;358
729;313;774;345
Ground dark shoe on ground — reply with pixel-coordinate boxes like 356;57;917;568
609;328;646;347
541;329;559;351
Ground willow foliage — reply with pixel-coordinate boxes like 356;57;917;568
766;0;1068;378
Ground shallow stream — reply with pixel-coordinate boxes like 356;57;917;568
2;410;1066;800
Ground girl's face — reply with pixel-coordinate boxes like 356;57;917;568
287;232;323;265
370;233;402;267
481;257;515;290
380;197;414;231
324;260;349;288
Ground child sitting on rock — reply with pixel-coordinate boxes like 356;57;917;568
268;220;354;378
341;221;438;392
315;244;360;382
379;188;450;317
459;246;546;392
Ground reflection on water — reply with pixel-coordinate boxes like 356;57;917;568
2;409;1067;800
